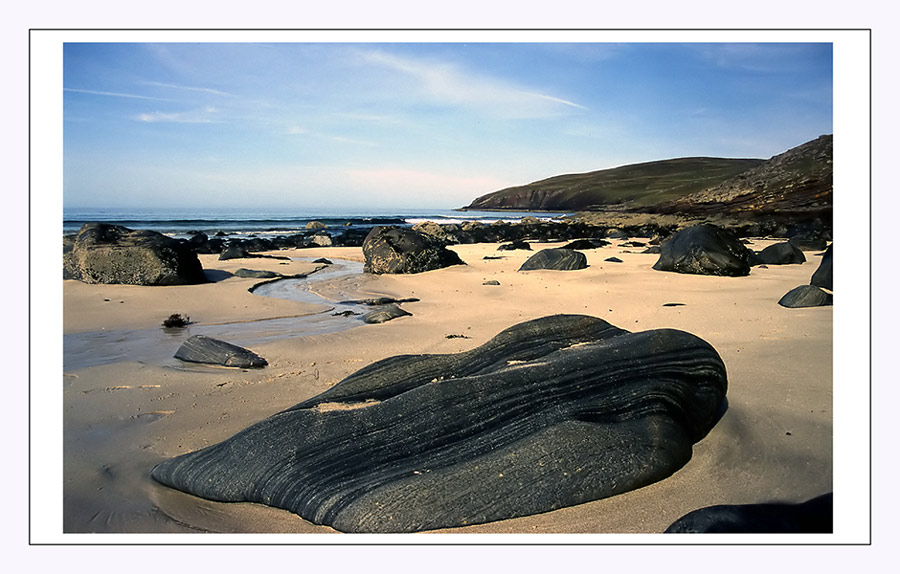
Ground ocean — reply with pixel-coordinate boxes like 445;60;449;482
63;207;572;239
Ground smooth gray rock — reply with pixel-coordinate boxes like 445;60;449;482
653;224;753;277
151;315;727;533
778;285;833;308
518;248;588;271
362;304;412;324
63;223;205;285
665;493;832;533
234;268;280;279
174;335;268;368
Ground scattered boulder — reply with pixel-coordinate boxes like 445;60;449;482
313;258;333;265
305;221;327;230
788;235;829;251
754;242;806;265
652;224;753;277
518;248;588;271
810;244;833;291
498;240;532;251
174;335;268;368
218;244;250;260
363;227;466;274
362;304;412;324
63;223;206;285
778;285;833;308
151;315;727;533
234;268;280;279
665;493;833;533
483;280;501;286
605;257;623;263
563;239;610;250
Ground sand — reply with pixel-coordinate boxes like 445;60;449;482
61;239;832;536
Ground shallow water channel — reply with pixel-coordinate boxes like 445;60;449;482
63;258;372;371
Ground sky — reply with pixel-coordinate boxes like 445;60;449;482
62;42;833;211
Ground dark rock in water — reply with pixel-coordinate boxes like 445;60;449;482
498;240;532;251
362;304;412;324
234;268;280;279
174;335;268;368
341;297;420;306
778;285;833;308
63;223;206;285
313;258;333;265
483;280;501;286
363;226;466;274
652;224;753;277
518;248;588;271
151;314;727;533
754;242;806;265
332;310;362;317
562;239;610;250
665;493;833;533
810;244;833;291
605;257;623;263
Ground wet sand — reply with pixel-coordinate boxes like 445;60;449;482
60;239;833;537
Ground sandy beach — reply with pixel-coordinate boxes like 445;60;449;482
61;238;832;535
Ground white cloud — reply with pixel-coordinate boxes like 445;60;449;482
134;110;216;123
64;88;170;101
361;50;587;119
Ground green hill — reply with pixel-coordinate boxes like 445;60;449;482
463;157;766;212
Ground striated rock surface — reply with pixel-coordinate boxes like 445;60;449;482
778;285;833;308
653;224;753;277
363;226;465;274
174;335;268;368
665;493;833;533
518;248;588;271
63;223;205;285
151;314;727;533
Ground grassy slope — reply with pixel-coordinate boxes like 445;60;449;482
465;157;765;211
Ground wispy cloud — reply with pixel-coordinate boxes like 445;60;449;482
361;50;587;118
64;88;170;101
134;107;219;123
142;81;235;97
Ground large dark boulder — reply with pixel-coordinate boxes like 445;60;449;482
63;223;205;285
754;242;806;265
151;314;727;533
174;335;268;368
652;224;753;277
810;244;833;291
518;248;588;271
778;285;833;308
362;226;465;274
665;493;832;533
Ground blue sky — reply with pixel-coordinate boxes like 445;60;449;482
63;42;832;211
